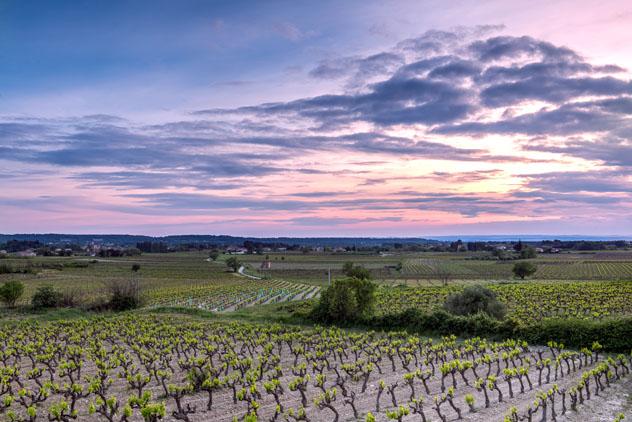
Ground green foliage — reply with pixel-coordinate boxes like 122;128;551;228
31;285;62;309
0;263;34;274
131;263;141;272
0;279;24;307
367;307;632;352
107;280;142;311
512;261;537;279
208;249;220;261
226;257;240;272
342;262;371;280
519;316;632;353
311;278;376;323
444;285;506;319
519;246;537;259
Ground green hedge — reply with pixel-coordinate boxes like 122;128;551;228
355;309;632;352
519;318;632;353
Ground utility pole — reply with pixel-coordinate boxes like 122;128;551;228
328;267;331;286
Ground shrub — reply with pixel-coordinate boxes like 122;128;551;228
512;262;537;279
104;279;142;311
443;285;506;319
59;289;83;308
131;263;141;272
519;317;632;352
311;278;376;323
0;280;24;307
0;264;33;274
31;285;62;309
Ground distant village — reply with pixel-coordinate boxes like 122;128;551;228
1;236;630;259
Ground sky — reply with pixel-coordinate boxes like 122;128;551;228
1;0;632;237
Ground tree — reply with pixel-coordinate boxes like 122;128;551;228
444;285;506;319
342;261;354;275
311;278;376;323
226;257;240;272
0;280;24;307
208;249;220;261
512;262;537;279
519;246;537;259
342;262;371;280
131;263;141;272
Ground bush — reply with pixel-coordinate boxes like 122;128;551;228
0;264;34;274
105;279;142;311
31;285;62;309
444;285;507;319
311;278;376;323
0;280;24;307
59;289;83;308
512;261;537;279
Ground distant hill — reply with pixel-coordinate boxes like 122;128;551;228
0;234;441;248
0;233;629;248
427;235;632;242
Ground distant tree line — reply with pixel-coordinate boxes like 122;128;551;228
97;248;141;258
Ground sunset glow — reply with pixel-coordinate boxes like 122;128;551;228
1;0;631;236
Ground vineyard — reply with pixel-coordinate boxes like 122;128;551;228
400;258;632;281
147;280;320;312
0;316;630;422
375;281;632;322
240;252;632;284
0;254;320;312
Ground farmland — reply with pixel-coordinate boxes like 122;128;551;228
0;315;630;422
1;249;632;420
0;253;319;311
374;281;632;322
239;251;632;284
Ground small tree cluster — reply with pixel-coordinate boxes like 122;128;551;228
444;285;507;319
311;278;376;323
